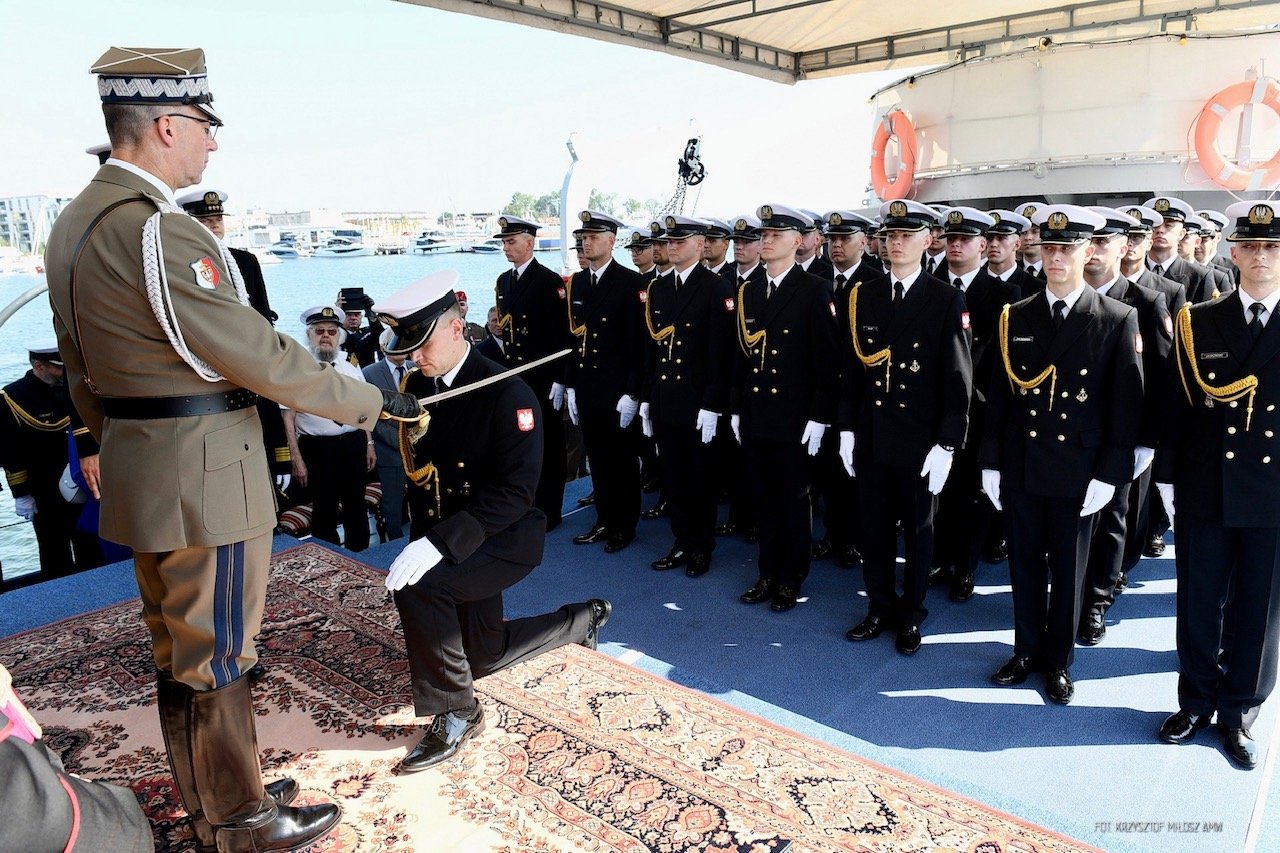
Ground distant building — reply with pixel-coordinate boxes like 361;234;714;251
0;196;70;254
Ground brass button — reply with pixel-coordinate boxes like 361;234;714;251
1226;451;1235;459
1208;372;1216;380
1268;431;1275;438
1228;427;1237;435
753;368;760;374
1033;388;1040;395
875;400;883;406
771;388;778;394
771;349;778;355
1231;401;1238;408
752;386;759;392
1080;368;1088;376
1030;410;1037;417
1058;434;1065;441
1029;430;1037;437
1266;456;1273;464
898;363;906;369
875;381;882;387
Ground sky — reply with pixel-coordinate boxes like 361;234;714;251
0;0;907;219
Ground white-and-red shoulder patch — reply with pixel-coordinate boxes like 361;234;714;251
638;290;648;303
724;297;736;312
961;311;971;330
516;408;535;432
190;257;220;289
557;286;567;299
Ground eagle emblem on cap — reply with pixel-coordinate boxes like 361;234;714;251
649;222;662;236
1126;208;1143;220
579;210;591;223
1047;212;1069;230
322;307;336;319
991;212;1002;224
947;210;963;225
666;215;677;228
1249;205;1275;225
498;217;509;229
1154;198;1170;213
829;213;843;226
735;218;748;232
203;191;220;206
760;205;773;219
889;201;907;218
1021;205;1037;218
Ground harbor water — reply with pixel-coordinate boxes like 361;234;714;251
0;248;578;581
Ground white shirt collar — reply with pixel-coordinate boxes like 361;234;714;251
834;260;861;280
990;265;1016;282
736;262;758;280
768;263;800;288
798;256;816;271
588;258;612;278
438;345;471;389
1242;289;1280;325
707;261;727;274
105;158;177;207
950;266;980;291
1095;276;1123;298
513;258;533;277
1046;284;1088;316
891;266;924;294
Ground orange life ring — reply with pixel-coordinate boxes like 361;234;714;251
870;108;918;201
1193;77;1280;192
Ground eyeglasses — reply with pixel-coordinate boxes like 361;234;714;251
155;113;218;140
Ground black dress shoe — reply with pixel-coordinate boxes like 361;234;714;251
1158;709;1212;744
810;539;832;561
572;525;609;545
895;625;922;655
247;662;267;683
603;534;634;553
1045;669;1074;704
640;500;669;520
983;539;1009;564
685;553;711;578
1222;726;1258;769
992;655;1035;685
1116;569;1129;591
770;586;799;612
740;578;777;604
1143;534;1166;557
837;545;862;569
579;599;613;650
1077;612;1106;646
714;521;739;536
949;572;975;602
398;705;485;773
651;548;687;570
576;490;596;508
845;616;885;641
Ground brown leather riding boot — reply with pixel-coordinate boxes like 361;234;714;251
188;675;341;853
156;672;300;852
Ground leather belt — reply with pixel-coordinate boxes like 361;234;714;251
102;389;259;420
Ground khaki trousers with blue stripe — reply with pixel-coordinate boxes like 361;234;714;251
133;534;270;690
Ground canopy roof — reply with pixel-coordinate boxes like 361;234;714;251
402;0;1279;83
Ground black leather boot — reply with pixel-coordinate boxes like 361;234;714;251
189;675;341;852
156;672;299;852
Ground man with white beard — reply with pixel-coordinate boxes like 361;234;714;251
283;306;376;551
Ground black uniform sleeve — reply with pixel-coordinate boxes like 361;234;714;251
701;275;736;414
936;288;974;449
1096;307;1144;487
806;281;839;425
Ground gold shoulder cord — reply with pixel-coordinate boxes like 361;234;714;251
848;283;892;386
565;276;587;355
998;303;1058;409
495;280;511;334
645;281;676;362
397;412;441;518
736;281;765;361
1175;303;1258;430
1;393;70;432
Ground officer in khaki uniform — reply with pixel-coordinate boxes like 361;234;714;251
1155;201;1280;770
44;47;415;852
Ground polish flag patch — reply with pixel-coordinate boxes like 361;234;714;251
828;301;837;317
190;257;220;288
557;286;567;299
961;311;971;330
1135;332;1144;355
516;408;536;431
639;290;648;303
724;297;736;312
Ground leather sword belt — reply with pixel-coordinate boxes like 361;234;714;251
102;389;259;420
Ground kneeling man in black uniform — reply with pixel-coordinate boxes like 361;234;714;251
374;271;611;774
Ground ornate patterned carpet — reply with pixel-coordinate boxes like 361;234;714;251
1;544;1096;852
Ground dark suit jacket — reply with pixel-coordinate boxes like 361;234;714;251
801;256;834;281
565;260;647;409
642;263;735;426
830;261;884;331
362;358;412;467
495;257;573;394
475;334;504;363
841;272;973;466
1130;268;1187;317
1156;290;1280;527
227;247;290;474
403;349;545;566
1156;256;1219;305
980;286;1143;499
923;253;949;281
227;247;275;324
962;269;1023;396
1101;278;1172;447
733;264;839;441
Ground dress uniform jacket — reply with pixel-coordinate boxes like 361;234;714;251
496;257;574;395
44;164;383;554
643;264;735;426
830;261;883;332
565;261;647;407
1105;279;1172;445
1131;268;1187;318
1156;291;1280;727
1156;256;1221;305
401;350;544;566
801;255;834;282
980;286;1144;498
962;269;1023;395
228;247;275;324
734;265;839;441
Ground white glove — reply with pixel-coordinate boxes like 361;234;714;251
800;421;826;457
639;402;653;438
696;409;718;444
549;382;565;411
386;536;443;591
14;495;35;520
1080;478;1116;517
1133;446;1155;480
730;414;741;444
920;445;954;495
617;394;639;429
838;431;855;477
1156;482;1176;528
274;473;291;492
981;469;1002;511
566;388;579;425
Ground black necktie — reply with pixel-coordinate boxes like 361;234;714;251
835;273;847;289
893;281;904;306
1249;302;1266;343
394;364;404;387
738;275;747;287
1053;299;1067;329
590;272;598;289
953;276;963;290
768;280;777;299
511;268;520;285
927;258;936;275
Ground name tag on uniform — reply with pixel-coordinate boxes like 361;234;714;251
571;300;584;307
861;325;879;332
1200;351;1229;360
1013;335;1035;343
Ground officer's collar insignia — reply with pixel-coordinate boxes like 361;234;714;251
1249;205;1274;225
889;201;907;218
1047;212;1069;230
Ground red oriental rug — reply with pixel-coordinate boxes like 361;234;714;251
0;544;1096;852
